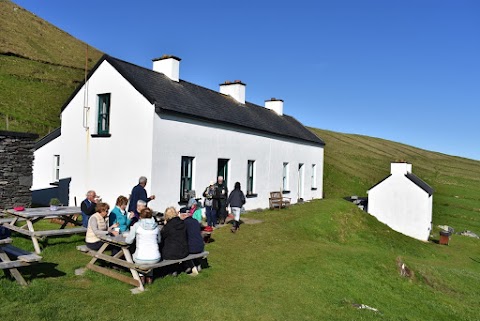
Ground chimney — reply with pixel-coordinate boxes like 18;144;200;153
265;98;284;116
391;162;412;175
152;55;181;82
219;80;246;104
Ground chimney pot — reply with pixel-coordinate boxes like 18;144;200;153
152;55;181;82
219;80;246;104
265;98;284;116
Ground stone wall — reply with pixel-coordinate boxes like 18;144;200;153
0;130;38;209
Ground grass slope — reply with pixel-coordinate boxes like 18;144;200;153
1;199;479;321
0;0;103;135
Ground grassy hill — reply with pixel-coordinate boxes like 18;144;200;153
0;0;102;135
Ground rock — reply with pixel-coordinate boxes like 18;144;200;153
458;230;479;239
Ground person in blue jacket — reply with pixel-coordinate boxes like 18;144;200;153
81;190;98;228
109;195;134;232
128;176;156;212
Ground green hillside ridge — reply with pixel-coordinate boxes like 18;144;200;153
0;0;103;135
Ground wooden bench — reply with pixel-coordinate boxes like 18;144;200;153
76;239;209;293
269;191;291;209
0;238;42;286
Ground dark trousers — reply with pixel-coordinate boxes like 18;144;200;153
81;213;90;228
205;206;217;227
86;241;104;251
217;205;227;223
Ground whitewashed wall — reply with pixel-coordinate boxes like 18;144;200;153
32;135;62;190
33;60;324;212
150;114;324;212
33;61;156;208
368;176;432;241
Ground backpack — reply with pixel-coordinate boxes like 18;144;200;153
0;226;11;240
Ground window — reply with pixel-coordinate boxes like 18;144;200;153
53;155;60;182
97;93;111;135
311;164;317;190
282;162;289;191
217;159;229;186
180;156;194;202
247;160;255;195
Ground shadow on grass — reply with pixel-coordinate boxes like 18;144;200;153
469;257;480;264
21;262;66;280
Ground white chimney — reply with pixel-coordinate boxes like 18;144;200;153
265;98;284;116
391;162;412;175
152;55;181;82
220;80;246;104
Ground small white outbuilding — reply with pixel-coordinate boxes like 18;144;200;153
367;162;434;241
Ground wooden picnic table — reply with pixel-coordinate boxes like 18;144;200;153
0;237;42;285
3;207;86;254
77;233;209;293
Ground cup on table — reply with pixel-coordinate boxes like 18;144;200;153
113;227;120;232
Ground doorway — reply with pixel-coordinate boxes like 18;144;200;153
298;163;304;201
217;159;229;186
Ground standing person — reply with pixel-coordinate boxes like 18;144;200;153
81;190;98;228
203;181;217;229
85;202;118;251
109;195;134;232
214;176;228;224
125;207;161;285
227;182;246;233
128;176;155;213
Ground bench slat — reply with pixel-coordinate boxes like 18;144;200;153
0;238;13;245
2;224;32;236
34;227;87;237
136;252;209;271
0;260;30;269
1;244;42;262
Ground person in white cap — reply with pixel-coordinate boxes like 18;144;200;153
203;181;217;229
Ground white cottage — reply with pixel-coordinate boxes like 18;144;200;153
31;54;325;211
367;162;434;241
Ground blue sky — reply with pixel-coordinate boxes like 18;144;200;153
15;0;480;160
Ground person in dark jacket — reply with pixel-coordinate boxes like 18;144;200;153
81;190;98;228
128;176;156;212
214;176;228;224
160;207;189;260
203;181;217;228
227;182;246;233
182;215;204;254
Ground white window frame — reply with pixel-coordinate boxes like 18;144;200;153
53;155;60;183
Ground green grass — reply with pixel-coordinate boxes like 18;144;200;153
0;0;103;136
1;200;479;321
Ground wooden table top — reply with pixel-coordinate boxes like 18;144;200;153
99;234;129;246
6;207;81;218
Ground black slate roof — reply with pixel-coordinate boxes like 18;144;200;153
34;127;60;149
62;54;324;146
367;172;434;196
405;172;434;196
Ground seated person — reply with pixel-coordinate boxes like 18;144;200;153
125;207;161;284
181;213;205;254
160;207;189;260
109;195;134;232
129;200;147;228
85;202;118;251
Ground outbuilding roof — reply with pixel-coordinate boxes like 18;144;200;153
62;54;324;146
405;172;434;196
368;172;434;196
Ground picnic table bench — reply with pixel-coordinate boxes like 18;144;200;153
269;191;291;209
0;237;42;286
76;234;209;293
4;207;86;254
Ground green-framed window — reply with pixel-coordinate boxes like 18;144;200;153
282;162;289;191
180;156;194;202
217;158;229;186
97;93;111;135
247;160;255;195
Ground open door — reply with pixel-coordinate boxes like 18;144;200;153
217;159;229;186
298;163;304;201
